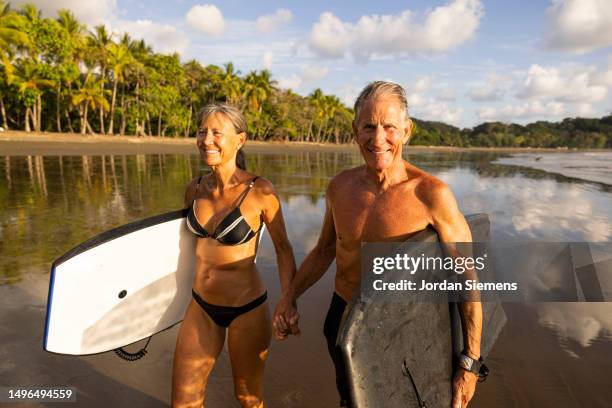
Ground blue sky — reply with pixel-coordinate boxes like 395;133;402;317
22;0;612;127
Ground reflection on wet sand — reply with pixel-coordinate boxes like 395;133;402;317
82;155;91;188
3;155;9;189
537;303;612;348
437;168;611;241
27;155;33;186
0;150;610;406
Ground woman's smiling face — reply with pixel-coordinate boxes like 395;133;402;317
196;113;245;168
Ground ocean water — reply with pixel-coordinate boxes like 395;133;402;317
494;151;612;186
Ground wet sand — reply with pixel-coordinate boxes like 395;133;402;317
5;271;611;407
0;130;588;156
0;131;359;156
0;257;340;407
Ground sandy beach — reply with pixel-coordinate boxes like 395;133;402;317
0;130;594;156
0;131;359;155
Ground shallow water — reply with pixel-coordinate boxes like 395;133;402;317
494;150;612;186
0;150;611;407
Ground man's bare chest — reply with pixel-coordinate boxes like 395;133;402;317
332;191;431;245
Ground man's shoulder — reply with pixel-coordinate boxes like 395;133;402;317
328;166;365;192
408;163;452;205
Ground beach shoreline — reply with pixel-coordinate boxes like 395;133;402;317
1;130;608;155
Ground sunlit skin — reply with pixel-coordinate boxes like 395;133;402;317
172;113;297;408
274;95;483;408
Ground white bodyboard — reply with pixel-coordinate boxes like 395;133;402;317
44;209;265;355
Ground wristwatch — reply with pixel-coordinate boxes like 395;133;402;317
456;352;489;381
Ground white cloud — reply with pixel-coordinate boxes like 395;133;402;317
592;55;612;87
111;19;189;54
466;73;511;102
467;86;504;102
14;0;188;55
308;12;352;58
574;103;597;116
183;19;300;68
256;8;293;33
411;76;433;93
277;65;329;90
471;62;612;123
397;77;463;124
336;84;361;108
277;74;302;90
544;0;612;53
516;64;608;103
186;4;225;36
408;94;463;125
593;68;612;87
262;51;273;69
308;0;484;62
300;65;329;82
436;87;456;102
478;101;566;121
11;0;116;25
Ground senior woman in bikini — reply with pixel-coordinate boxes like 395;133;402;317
172;103;298;408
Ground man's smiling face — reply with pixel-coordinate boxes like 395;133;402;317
353;95;412;172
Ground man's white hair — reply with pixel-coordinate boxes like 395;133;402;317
353;81;409;122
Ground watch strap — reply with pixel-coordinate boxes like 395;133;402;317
456;352;489;381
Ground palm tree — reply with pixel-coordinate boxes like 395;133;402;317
0;1;27;129
243;70;276;113
0;1;27;50
257;69;276;96
127;38;151;136
219;62;242;105
56;9;84;132
201;64;223;103
183;59;205;137
72;73;110;134
106;42;133;134
243;71;266;112
87;25;111;133
320;95;343;142
15;61;54;131
309;88;327;142
321;95;345;143
0;54;15;129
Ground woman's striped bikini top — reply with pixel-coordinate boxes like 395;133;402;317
186;176;263;245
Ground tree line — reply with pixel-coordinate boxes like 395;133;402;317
412;117;612;148
0;2;610;148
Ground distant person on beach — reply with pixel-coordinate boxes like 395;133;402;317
172;103;298;408
273;81;483;407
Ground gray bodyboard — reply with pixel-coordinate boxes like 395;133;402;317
337;214;507;408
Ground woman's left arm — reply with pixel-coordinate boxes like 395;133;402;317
258;179;297;295
257;178;300;338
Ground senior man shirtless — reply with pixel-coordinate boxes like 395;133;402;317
274;81;483;408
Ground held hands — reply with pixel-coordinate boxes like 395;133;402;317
272;296;300;340
452;368;478;408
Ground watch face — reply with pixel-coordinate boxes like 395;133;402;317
459;355;474;371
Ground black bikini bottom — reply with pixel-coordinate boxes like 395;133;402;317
191;290;267;328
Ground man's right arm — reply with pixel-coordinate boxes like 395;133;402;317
273;192;337;338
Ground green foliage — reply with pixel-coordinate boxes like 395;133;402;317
0;3;609;147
